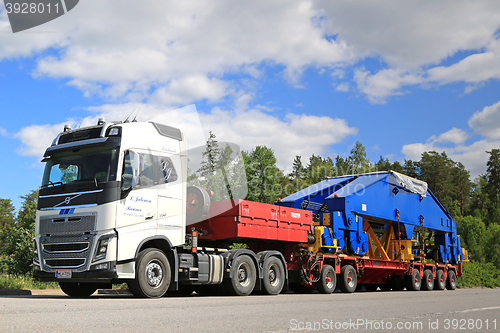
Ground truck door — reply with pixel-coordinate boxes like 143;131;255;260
117;150;158;229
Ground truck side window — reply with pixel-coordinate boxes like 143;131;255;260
158;157;178;184
121;151;135;191
138;153;155;188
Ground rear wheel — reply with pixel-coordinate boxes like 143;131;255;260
262;257;285;295
422;269;434;291
227;255;256;296
127;248;171;298
406;269;421;291
339;265;357;293
59;282;98;297
446;270;457;290
434;270;446;290
315;264;336;294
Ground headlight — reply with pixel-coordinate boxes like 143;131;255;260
33;240;39;264
93;237;110;262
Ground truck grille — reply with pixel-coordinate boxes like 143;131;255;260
40;234;95;272
43;242;89;253
44;258;86;269
39;214;96;235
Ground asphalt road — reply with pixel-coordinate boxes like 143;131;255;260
1;288;499;332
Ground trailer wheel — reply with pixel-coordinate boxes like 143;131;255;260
59;282;98;297
227;255;256;296
422;269;434;291
339;265;357;293
434;270;446;290
406;269;421;291
446;270;457;290
262;256;285;295
127;248;171;298
315;264;336;294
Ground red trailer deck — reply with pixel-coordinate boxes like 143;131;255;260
190;199;313;243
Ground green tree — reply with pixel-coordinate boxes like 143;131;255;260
348;141;372;174
403;159;419;178
0;190;38;275
243;146;282;204
0;198;15;230
456;215;487;263
375;156;392;171
485;149;500;224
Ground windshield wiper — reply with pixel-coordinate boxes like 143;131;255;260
41;181;64;188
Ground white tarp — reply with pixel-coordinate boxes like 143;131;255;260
391;171;428;197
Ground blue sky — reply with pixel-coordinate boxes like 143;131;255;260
1;1;500;209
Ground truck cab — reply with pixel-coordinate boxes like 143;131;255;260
34;120;187;296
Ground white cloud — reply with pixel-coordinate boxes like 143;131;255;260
468;101;500;140
13;1;352;102
402;100;500;178
0;127;7;136
15;102;358;170
151;75;230;105
429;127;468;145
335;82;349;92
354;68;423;104
316;1;500;68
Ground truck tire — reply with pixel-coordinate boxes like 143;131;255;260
339;265;357;293
446;270;457;290
262;256;285;295
422;269;434;291
315;264;336;294
406;269;421;291
127;248;171;298
227;255;256;296
434;270;446;290
59;282;98;297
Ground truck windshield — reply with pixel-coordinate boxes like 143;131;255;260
41;147;119;187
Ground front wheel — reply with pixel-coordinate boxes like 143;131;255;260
59;282;98;297
315;264;336;294
128;248;171;298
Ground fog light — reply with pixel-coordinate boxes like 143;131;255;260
91;263;109;270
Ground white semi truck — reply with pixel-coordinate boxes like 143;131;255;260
33;119;312;297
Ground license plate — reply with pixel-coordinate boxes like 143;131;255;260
55;270;72;278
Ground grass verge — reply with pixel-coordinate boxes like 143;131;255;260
0;275;59;290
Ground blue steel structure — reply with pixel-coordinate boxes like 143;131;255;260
277;171;464;264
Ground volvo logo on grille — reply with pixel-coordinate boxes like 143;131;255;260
54;193;83;207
